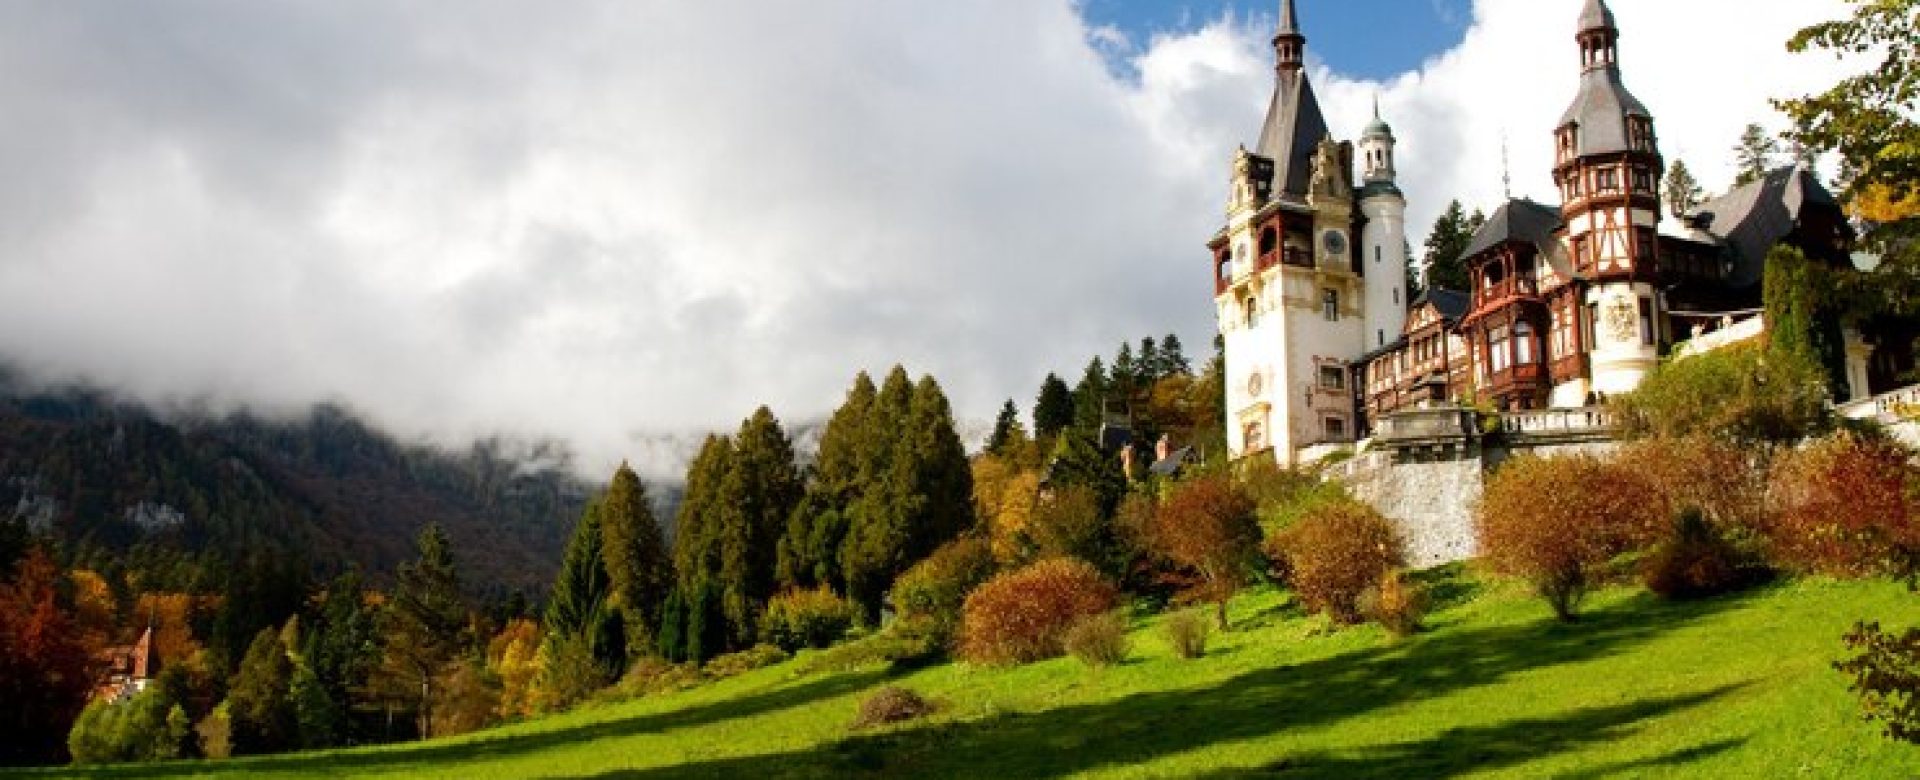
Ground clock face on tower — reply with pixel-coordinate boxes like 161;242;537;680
1322;229;1348;257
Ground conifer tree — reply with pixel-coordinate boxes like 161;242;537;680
228;628;296;754
858;367;915;486
598;463;672;653
986;399;1024;455
1160;333;1191;377
300;571;377;746
672;435;735;594
1422;200;1482;291
379;524;469;738
654;589;687;663
1113;342;1138;405
840;375;976;618
1138;337;1161;381
777;489;848;591
716;407;802;645
1734;123;1779;187
1072;357;1109;432
544;501;620;678
1664;159;1705;218
813;372;876;502
1032;373;1075;442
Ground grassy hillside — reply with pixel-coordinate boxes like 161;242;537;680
23;569;1920;778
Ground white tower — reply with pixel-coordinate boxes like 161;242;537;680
1358;101;1408;351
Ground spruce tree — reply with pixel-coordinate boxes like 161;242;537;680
672;435;735;594
813;372;876;502
1160;333;1191;377
1112;342;1138;405
228;628;296;755
900;375;975;559
1734;123;1779;187
654;588;686;663
1138;337;1161;382
381;524;469;738
986;399;1023;455
1032;373;1075;442
545;501;619;677
1071;357;1109;433
1422;200;1479;291
598;463;672;654
1664;158;1705;218
716;407;802;646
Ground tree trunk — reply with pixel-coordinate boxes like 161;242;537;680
1215;598;1228;631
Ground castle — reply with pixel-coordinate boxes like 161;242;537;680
1214;0;1883;466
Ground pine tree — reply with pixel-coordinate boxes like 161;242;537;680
859;367;915;486
654;588;686;663
598;463;672;655
1422;200;1481;291
1045;430;1127;518
1664;159;1705;218
1032;373;1075;442
302;571;377;746
716;407;802;646
1734;123;1779;187
1071;357;1109;433
986;399;1024;455
1159;334;1191;377
683;580;725;665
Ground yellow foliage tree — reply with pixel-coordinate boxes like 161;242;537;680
971;455;1039;562
487;618;543;719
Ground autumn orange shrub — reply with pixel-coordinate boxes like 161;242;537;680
1765;432;1920;578
1477;454;1666;620
1149;475;1261;628
1275;502;1405;624
958;557;1119;666
1617;438;1771;597
1358;570;1429;637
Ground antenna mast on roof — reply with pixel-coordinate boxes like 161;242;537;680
1501;132;1513;200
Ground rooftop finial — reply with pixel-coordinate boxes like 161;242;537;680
1279;0;1300;36
1501;131;1513;200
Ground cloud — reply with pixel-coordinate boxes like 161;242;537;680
0;0;1865;480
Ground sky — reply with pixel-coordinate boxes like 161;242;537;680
0;0;1865;480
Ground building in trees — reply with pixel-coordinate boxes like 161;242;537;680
1221;0;1878;459
93;626;158;703
1210;0;1409;462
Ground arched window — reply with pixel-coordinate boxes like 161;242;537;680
1244;296;1259;329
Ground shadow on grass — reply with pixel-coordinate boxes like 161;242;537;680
1189;686;1748;778
569;589;1762;779
65;669;891;779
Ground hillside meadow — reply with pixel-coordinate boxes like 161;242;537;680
15;567;1919;779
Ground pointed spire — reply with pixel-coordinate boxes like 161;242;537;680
1578;0;1617;34
1273;0;1305;73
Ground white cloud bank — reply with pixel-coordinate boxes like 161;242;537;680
0;0;1862;479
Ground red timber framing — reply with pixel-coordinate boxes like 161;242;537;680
1463;241;1551;410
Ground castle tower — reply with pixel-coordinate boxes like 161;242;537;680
1553;0;1665;397
1212;0;1391;463
1358;100;1408;351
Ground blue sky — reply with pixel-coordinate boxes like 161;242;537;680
1083;0;1474;79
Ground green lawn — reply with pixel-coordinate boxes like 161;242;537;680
19;569;1920;778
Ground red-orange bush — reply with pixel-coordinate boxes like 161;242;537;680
1477;454;1666;620
1150;475;1261;629
1276;502;1405;624
1765;432;1920;578
958;558;1119;666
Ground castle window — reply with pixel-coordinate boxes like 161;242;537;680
1392;287;1399;306
1322;289;1339;321
1595;168;1620;194
1323;416;1347;441
1638;297;1655;346
1244;296;1259;329
1378;329;1385;347
1586;302;1599;347
1258;227;1278;258
1375;245;1382;264
1632;168;1654;193
1515;322;1537;365
1319;365;1345;391
1489;326;1511;372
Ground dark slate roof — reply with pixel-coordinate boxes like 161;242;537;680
1690;165;1842;288
1461;199;1563;260
1418;288;1471;322
1148;446;1195;477
1578;0;1616;32
1255;72;1331;201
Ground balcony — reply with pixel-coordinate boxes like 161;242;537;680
1499;407;1618;445
1476;277;1540;308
